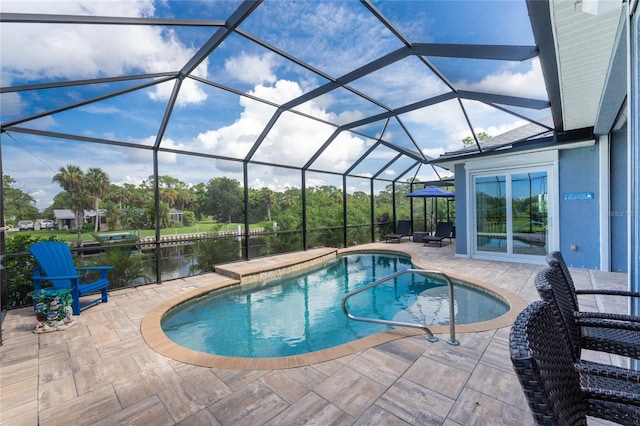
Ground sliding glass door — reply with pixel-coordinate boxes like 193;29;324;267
511;172;548;255
476;175;507;253
474;169;549;257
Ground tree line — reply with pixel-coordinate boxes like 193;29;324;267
4;165;457;239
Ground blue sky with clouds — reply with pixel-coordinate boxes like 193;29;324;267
1;0;550;211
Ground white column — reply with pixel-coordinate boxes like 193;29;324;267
598;134;610;271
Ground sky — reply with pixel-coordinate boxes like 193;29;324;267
0;0;550;211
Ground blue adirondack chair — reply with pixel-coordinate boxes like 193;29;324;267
30;241;114;315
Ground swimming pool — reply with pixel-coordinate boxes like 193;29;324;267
161;252;509;358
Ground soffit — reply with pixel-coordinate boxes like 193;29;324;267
550;0;620;131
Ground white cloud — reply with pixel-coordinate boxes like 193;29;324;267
351;57;450;108
225;52;278;86
158;138;186;163
312;132;365;171
334;109;366;125
251;178;268;190
1;0;207;107
250;176;298;193
0;92;26;117
1;2;551;203
486;120;528;136
402;59;546;154
405;98;472;147
127;135;184;164
29;188;47;208
196;76;369;172
306;178;325;188
422;147;445;159
80;105;123;115
23;115;58;131
447;119;528;151
257;1;399;77
458;58;547;99
115;175;146;187
0;1;155;16
252;79;310;105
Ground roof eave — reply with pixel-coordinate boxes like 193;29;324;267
430;127;594;168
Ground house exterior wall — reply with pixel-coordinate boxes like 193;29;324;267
449;140;624;269
454;163;468;256
558;145;600;268
610;126;628;272
631;0;639;319
452;146;605;267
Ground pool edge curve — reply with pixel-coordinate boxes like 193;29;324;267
141;246;527;370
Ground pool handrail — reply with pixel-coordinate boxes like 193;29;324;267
341;268;460;346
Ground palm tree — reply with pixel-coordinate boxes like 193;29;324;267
176;184;193;211
106;184;128;209
52;165;86;232
85;168;110;232
52;165;83;196
259;187;276;222
160;188;178;209
122;183;140;207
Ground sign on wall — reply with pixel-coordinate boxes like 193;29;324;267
563;192;594;201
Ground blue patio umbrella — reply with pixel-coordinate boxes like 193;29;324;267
405;186;455;232
405;185;455;198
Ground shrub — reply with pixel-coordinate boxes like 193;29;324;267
183;210;196;226
87;236;152;289
189;233;241;273
4;233;58;308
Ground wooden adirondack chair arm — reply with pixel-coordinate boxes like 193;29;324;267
77;266;114;279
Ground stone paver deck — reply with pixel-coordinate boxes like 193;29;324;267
0;241;629;425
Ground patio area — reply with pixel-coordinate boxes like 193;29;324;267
0;241;628;425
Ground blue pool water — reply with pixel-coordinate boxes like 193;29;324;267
161;253;509;357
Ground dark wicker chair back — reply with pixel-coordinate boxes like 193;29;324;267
542;251;640;360
534;266;583;360
509;301;588;425
546;251;579;311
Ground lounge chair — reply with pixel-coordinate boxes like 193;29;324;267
30;241;114;315
383;220;411;243
510;301;640;425
423;222;454;247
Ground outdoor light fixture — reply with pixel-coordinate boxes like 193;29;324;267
575;0;621;15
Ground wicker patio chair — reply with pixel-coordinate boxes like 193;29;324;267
534;265;640;361
510;301;640;425
546;251;640;324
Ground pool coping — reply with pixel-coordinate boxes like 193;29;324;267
140;247;527;369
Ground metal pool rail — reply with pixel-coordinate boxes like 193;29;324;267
341;269;460;346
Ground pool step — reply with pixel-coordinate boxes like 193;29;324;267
215;248;337;284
